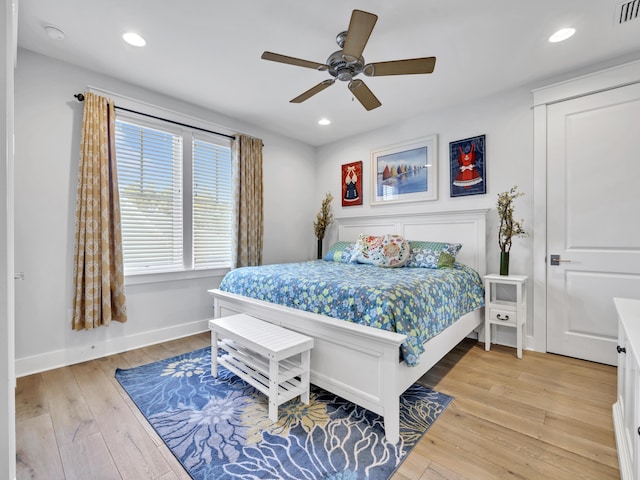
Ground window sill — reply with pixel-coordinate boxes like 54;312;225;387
124;267;230;286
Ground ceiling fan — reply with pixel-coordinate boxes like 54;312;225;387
261;9;436;111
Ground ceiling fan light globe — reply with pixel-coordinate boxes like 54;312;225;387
337;70;353;82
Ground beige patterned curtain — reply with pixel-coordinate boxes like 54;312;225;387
72;92;127;330
232;134;264;267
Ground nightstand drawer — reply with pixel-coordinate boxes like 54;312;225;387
488;307;517;326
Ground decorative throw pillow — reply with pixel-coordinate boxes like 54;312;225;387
406;241;463;268
323;241;357;263
352;234;410;268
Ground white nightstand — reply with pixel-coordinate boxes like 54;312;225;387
483;273;528;359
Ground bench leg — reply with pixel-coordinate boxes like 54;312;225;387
268;358;278;422
211;330;219;377
300;349;311;404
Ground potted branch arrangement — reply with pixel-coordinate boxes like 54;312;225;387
313;192;334;259
497;186;527;275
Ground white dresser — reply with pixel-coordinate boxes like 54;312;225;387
614;297;640;480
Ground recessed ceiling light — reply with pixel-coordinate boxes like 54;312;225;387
123;32;146;47
318;118;331;126
44;25;65;40
549;27;575;43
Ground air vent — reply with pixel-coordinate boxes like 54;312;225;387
615;0;640;24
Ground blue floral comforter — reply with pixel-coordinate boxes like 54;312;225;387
219;261;484;366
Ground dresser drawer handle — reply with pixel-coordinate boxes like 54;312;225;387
618;345;627;354
496;314;510;321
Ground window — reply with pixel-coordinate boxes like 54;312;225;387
192;135;233;268
114;113;232;276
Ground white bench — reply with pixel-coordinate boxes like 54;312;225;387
209;314;314;421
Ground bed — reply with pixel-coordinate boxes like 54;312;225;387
208;209;488;443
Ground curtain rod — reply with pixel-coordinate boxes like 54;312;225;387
73;93;236;141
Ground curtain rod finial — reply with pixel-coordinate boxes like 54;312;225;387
74;93;85;102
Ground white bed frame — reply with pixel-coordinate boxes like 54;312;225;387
209;209;487;443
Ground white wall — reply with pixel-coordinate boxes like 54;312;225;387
315;86;535;348
14;49;317;376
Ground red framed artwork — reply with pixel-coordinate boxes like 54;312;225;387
342;161;363;206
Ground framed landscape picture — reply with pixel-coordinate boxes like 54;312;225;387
341;161;363;206
449;134;486;197
370;135;438;205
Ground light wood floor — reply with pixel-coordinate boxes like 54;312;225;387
15;335;619;480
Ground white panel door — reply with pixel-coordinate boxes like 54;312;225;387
546;83;640;365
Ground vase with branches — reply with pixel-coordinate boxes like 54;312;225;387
497;186;527;275
313;192;334;259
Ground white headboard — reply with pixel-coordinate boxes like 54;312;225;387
334;209;488;276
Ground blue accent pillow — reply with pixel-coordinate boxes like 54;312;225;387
406;241;462;268
323;241;357;263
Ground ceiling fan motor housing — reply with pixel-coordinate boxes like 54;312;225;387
326;49;365;82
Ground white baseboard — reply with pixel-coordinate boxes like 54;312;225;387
15;319;210;377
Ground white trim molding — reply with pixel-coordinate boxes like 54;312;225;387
532;58;640;107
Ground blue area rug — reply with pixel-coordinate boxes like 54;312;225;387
115;347;452;480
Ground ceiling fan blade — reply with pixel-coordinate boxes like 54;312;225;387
342;10;378;63
364;57;437;77
348;79;381;111
261;51;327;71
290;79;335;103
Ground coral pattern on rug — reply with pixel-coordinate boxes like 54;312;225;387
115;347;452;480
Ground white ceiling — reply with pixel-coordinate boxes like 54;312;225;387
16;0;640;147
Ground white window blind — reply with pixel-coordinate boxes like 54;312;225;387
192;135;232;268
114;113;233;276
115;119;184;274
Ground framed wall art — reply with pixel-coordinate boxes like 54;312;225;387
341;161;363;206
370;135;438;205
449;134;486;197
